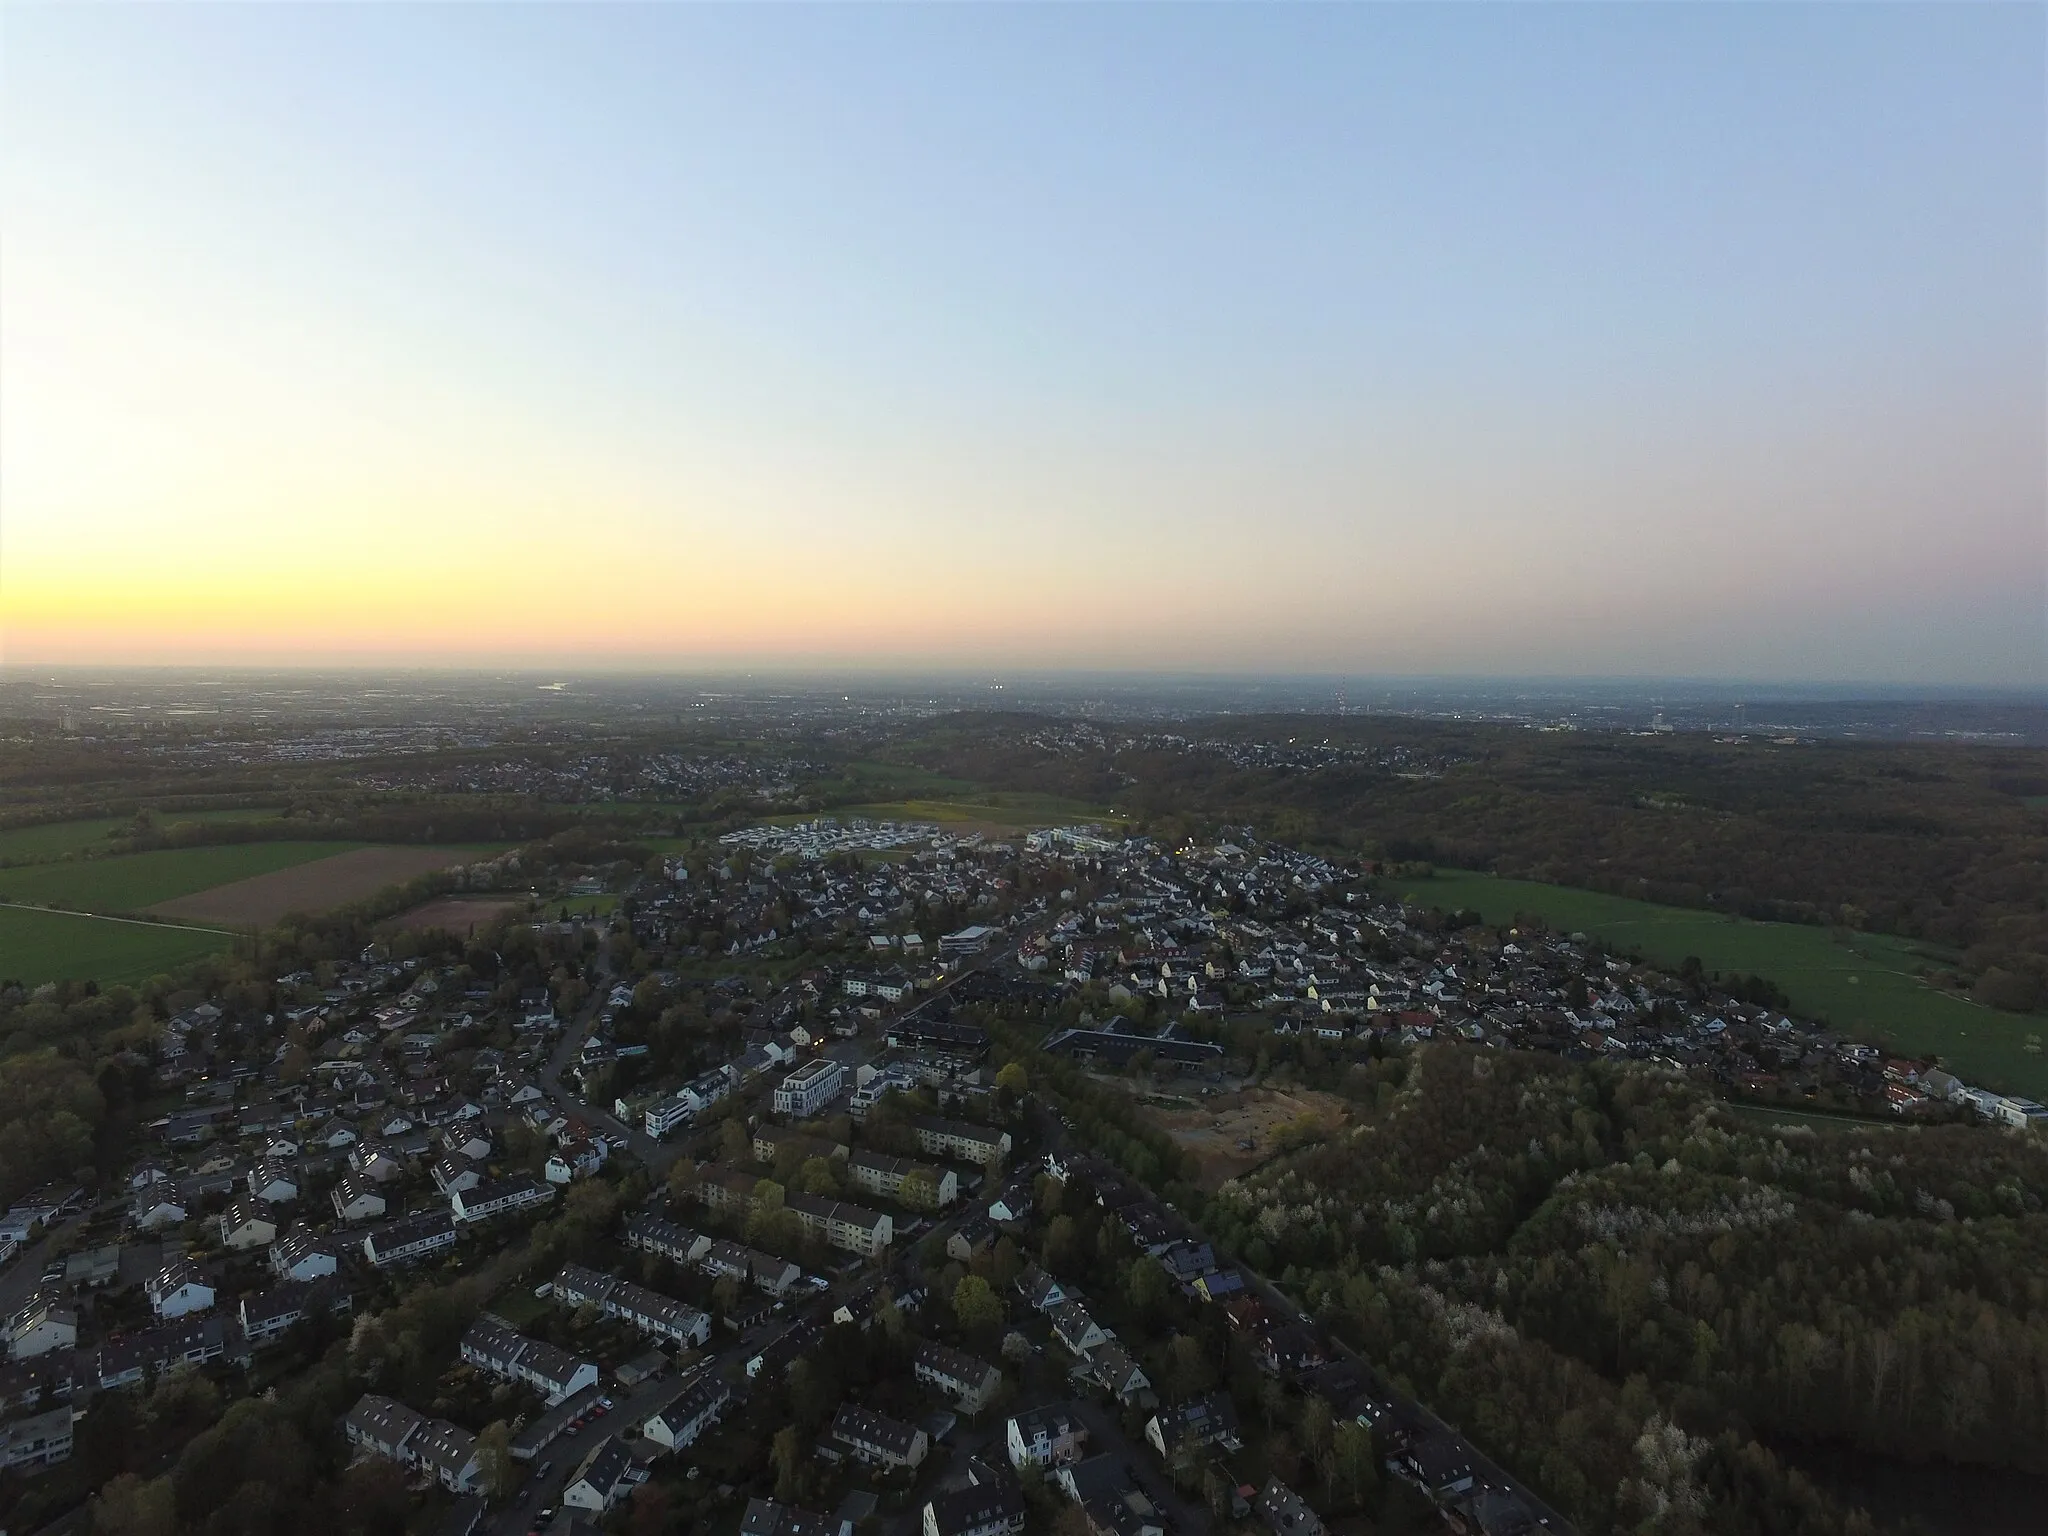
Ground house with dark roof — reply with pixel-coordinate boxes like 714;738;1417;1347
1005;1404;1089;1470
1254;1479;1322;1536
913;1339;1002;1415
563;1436;644;1511
363;1211;457;1267
642;1374;734;1451
741;1499;851;1536
826;1403;929;1470
922;1459;1024;1536
1145;1392;1242;1459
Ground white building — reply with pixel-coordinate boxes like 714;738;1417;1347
773;1058;844;1119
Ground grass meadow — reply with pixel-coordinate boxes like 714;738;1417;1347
1400;869;2048;1100
0;841;367;914
0;905;236;987
0;809;288;865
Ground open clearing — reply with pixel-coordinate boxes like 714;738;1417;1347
1402;869;2048;1100
150;846;488;926
396;894;530;934
0;841;368;913
1137;1086;1350;1190
0;905;234;986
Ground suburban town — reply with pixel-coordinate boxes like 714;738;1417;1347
2;799;2042;1536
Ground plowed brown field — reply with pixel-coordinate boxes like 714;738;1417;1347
149;847;482;925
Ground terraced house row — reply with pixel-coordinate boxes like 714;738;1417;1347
550;1264;713;1347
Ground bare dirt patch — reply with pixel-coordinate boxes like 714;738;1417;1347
396;895;529;935
148;847;483;926
1138;1086;1350;1190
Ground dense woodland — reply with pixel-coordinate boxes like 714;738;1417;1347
897;714;2048;1009
1188;1044;2048;1533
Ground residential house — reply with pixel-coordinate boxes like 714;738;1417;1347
563;1437;645;1512
742;1500;851;1536
913;1116;1011;1167
1006;1404;1088;1470
623;1215;711;1268
240;1278;352;1346
6;1298;77;1360
331;1173;388;1224
784;1192;892;1257
247;1160;299;1204
826;1403;929;1470
450;1175;554;1224
362;1211;458;1268
642;1374;734;1451
145;1258;214;1320
1049;1301;1110;1357
129;1193;187;1231
1146;1393;1241;1459
0;1406;73;1473
219;1198;279;1251
271;1228;340;1281
913;1340;1003;1415
1082;1342;1151;1406
460;1313;599;1405
700;1240;801;1297
1254;1479;1323;1536
922;1460;1025;1536
846;1150;957;1209
1015;1267;1067;1313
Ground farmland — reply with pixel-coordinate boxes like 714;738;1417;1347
149;847;493;926
1399;869;2048;1100
0;906;235;987
0;842;369;914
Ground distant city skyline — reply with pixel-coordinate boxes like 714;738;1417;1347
2;5;2041;684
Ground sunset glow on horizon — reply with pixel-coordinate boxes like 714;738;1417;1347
3;5;2042;684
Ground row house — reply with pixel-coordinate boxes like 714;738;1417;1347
642;1374;734;1451
450;1175;554;1224
551;1265;711;1348
363;1211;457;1268
826;1402;929;1471
459;1313;599;1405
343;1393;482;1494
623;1215;711;1267
240;1278;352;1346
912;1339;1002;1415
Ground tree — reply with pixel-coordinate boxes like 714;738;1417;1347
720;1117;752;1164
1045;1214;1080;1277
666;1156;699;1203
992;1235;1024;1292
996;1062;1029;1095
477;1420;515;1501
794;1157;841;1196
771;1425;805;1500
900;1167;941;1211
94;1474;176;1536
629;1481;674;1536
954;1273;1005;1333
1165;1335;1215;1400
1332;1421;1377;1504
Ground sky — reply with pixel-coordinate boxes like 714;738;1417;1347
2;4;2042;685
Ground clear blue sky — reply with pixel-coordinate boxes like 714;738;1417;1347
3;4;2041;682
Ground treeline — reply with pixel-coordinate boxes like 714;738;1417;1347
1201;1044;2048;1530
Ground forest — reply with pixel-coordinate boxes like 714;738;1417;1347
1193;1043;2048;1533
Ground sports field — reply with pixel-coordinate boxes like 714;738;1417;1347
0;842;369;913
1400;870;2048;1099
0;905;235;987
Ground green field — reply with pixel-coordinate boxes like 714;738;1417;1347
0;808;287;865
0;841;366;914
836;794;1120;831
1399;869;2048;1099
0;905;236;986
